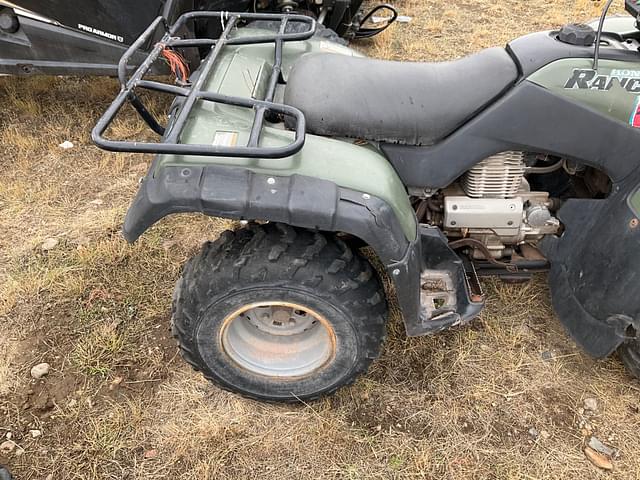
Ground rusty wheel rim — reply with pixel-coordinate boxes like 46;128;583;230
219;301;336;378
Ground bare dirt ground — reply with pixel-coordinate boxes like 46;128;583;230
1;0;639;478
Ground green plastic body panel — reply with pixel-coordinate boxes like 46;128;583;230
629;186;640;215
587;16;639;36
154;31;417;241
527;58;640;125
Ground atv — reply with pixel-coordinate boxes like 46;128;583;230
0;0;396;76
93;0;640;402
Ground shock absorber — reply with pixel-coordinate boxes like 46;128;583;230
277;0;298;12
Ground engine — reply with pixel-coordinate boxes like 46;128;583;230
440;151;561;259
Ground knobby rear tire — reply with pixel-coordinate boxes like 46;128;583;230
171;223;388;402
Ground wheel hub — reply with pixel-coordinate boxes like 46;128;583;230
246;306;317;336
220;302;335;378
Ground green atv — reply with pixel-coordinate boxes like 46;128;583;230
95;5;640;402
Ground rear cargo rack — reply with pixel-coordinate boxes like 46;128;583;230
92;11;316;159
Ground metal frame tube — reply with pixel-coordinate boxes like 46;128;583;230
93;11;316;160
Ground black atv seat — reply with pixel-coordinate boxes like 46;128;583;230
284;48;518;146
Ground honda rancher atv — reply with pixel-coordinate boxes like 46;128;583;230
94;1;640;402
0;0;395;76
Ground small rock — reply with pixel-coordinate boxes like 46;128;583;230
143;449;158;459
584;446;613;470
30;363;50;379
5;432;11;440
584;397;598;412
58;141;74;149
588;436;617;458
528;427;539;439
0;440;16;453
29;429;42;438
41;238;59;252
541;350;553;361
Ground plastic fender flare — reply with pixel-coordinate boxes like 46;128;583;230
123;164;423;330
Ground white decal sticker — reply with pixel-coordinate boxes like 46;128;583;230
78;23;124;43
213;131;239;147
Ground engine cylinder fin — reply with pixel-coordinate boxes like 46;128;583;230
462;151;526;199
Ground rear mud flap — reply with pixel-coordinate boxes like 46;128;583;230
541;175;640;358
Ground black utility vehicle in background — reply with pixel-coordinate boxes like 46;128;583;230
0;0;395;76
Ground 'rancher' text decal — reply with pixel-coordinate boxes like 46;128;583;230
564;69;640;93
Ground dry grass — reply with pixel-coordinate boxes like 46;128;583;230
1;1;640;478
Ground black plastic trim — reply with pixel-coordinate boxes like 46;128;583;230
123;163;427;331
417;227;484;334
0;14;150;76
382;81;640;189
544;264;631;358
508;30;640;77
541;173;640;358
9;0;165;45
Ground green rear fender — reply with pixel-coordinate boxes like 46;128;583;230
155;134;417;242
153;29;416;242
123;30;421;328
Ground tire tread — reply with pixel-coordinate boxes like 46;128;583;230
171;223;388;402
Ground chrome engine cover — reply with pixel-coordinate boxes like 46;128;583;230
443;150;561;259
444;196;523;236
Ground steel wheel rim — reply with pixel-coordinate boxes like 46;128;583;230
220;301;336;378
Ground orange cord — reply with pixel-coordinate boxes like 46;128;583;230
161;48;190;83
